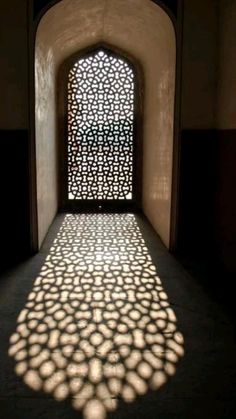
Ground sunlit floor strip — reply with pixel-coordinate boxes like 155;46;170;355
9;213;184;419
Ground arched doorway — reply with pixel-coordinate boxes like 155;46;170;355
34;0;176;249
64;47;141;212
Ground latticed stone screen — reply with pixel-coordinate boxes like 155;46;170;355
67;49;135;200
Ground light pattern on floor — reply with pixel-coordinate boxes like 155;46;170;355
9;214;184;418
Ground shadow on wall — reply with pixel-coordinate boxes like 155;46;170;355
8;214;184;419
0;130;30;269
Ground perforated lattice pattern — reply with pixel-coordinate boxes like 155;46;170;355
67;50;134;200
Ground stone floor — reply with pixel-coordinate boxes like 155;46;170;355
0;213;236;419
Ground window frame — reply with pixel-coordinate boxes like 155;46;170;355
58;43;143;213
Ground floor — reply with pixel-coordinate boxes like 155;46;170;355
0;213;236;419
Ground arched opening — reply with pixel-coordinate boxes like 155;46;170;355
64;47;140;211
34;0;176;249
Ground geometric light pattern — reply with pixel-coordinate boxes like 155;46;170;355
9;214;184;419
67;50;134;200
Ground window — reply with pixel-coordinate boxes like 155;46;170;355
67;49;135;202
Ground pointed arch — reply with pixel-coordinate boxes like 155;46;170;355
32;0;177;249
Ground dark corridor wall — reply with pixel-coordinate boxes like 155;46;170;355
0;0;30;268
178;130;218;257
178;129;236;275
178;0;236;277
0;130;30;266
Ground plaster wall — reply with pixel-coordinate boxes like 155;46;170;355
181;0;218;129
35;0;176;247
0;0;30;264
0;0;28;129
217;0;236;129
35;42;57;246
215;0;236;272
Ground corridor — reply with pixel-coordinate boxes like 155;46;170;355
0;213;236;418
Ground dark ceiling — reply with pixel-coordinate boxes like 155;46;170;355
33;0;178;20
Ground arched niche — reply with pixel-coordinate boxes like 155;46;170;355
34;0;176;248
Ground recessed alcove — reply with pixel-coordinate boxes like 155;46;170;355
35;0;176;248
